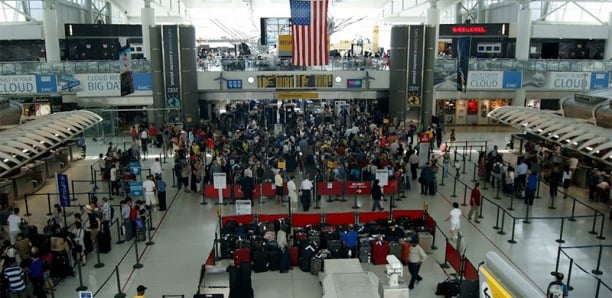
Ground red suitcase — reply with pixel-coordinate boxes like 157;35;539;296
233;247;252;266
370;240;390;265
289;246;299;267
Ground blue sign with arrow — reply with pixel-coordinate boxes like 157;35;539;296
167;97;181;107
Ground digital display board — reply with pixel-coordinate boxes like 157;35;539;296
296;74;333;88
226;79;242;89
257;75;294;88
439;23;509;37
347;79;363;88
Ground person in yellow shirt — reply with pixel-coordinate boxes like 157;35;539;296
134;284;146;298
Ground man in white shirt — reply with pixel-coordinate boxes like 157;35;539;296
7;208;22;245
568;156;578;179
101;197;111;233
445;202;462;240
142;175;157;209
110;164;119;196
140;129;149;160
274;171;284;206
150;158;163;179
287;176;298;213
517;158;528;189
300;176;314;212
407;238;427;290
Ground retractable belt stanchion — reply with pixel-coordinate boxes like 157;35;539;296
75;257;87;291
133;237;143;269
114;265;126;298
313;177;321;210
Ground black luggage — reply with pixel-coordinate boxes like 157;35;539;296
327;240;342;258
435;279;460;298
266;246;281;271
136;227;146;242
279;248;291;272
50;251;72;278
298;243;317;272
98;231;112;253
252;247;268;273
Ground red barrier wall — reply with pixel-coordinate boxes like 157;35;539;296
262;183;287;197
326;212;355;226
464;260;479;280
292;213;322;227
446;241;462;275
391;210;423;221
222;214;254;225
345;181;372;195
382;180;398;194
357;211;388;223
258;214;287;223
204;184;218;198
317;182;343;195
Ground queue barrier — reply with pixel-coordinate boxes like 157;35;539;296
317;182;343;196
345;181;372;195
262;183;288;197
445;241;479;280
325;212;355;226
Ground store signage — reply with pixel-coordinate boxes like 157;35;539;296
0;75;59;94
257;75;294;88
226;79;243;89
347;79;362;88
162;25;181;108
467;71;522;90
439;23;509;37
407;25;425;105
296;74;333;88
590;72;609;90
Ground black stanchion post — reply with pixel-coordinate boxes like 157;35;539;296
114;265;126;298
508;218;517;244
94;242;105;268
568;199;577;222
552;245;562;276
555;218;566;243
148;207;155;231
351;192;359;209
472;163;477;182
591;245;603;275
200;188;209;205
566;258;574;291
595;279;602;297
24;194;32;216
133;238;143;269
313;178;320;210
172;171;176;188
71;181;77;201
146;216;155;246
548;194;557;209
535;176;541;199
461;153;466;174
523;205;531;224
589;210;598;235
495;181;501;199
497;211;506;235
440;237;450;268
62;206;68;229
461;184;468;206
597;216;606;240
439;171;445;186
451;175;457;198
508;190;515;211
75;258;87;291
431;227;437;250
46;193;53;216
493;206;500;230
116;219;124;244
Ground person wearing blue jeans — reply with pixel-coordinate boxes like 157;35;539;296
407;239;427;289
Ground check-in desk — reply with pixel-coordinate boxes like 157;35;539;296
11;161;46;200
43;149;71;178
0;179;15;207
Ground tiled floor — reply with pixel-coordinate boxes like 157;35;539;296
12;126;610;297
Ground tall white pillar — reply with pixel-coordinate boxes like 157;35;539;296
604;12;612;60
142;0;156;60
515;1;532;60
514;88;526;107
427;1;440;58
43;0;60;62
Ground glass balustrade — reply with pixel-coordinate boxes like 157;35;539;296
0;57;609;75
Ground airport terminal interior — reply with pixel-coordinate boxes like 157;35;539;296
0;0;611;297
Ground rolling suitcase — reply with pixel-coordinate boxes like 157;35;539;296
370;240;390;265
327;240;342;258
98;231;112;253
279;248;291;273
310;256;323;275
266;246;281;271
233;247;251;266
252;247;268;273
289;246;299;267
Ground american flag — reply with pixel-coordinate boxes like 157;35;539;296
290;0;329;66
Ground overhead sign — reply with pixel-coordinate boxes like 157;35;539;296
0;75;59;94
129;181;143;196
467;71;523;90
439;23;509;37
278;34;292;56
296;74;333;88
56;173;71;207
35;75;58;93
407;25;425;106
522;71;595;90
257;75;294;88
129;161;141;175
276;92;318;99
132;73;153;91
65;73;152;97
590;72;610;89
347;79;362;88
226;79;242;89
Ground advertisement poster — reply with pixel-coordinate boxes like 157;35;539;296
0;75;58;94
162;25;181;108
407;25;425;105
118;46;134;96
456;37;471;93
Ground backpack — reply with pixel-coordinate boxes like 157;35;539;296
548;283;564;298
493;163;501;174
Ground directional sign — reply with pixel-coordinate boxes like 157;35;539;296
61;80;80;90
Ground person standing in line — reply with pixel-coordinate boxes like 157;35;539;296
407;238;427;290
110;163;120;196
300;176;314;212
547;272;569;298
274;170;284;206
371;179;384;211
7;208;22;245
516;157;528;190
409;150;419;180
156;176;167;211
134;284;147;298
150;158;162;180
525;171;538;206
140;128;149;160
561;167;572;199
445;202;462;240
101;197;111;233
120;200;132;241
549;164;562;202
241;168;255;206
142;175;157;210
2;257;26;296
287;176;298;212
467;183;481;223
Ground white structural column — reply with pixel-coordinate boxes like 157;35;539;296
514;88;526;107
42;0;60;62
515;1;531;60
142;0;156;60
604;12;612;60
427;1;440;57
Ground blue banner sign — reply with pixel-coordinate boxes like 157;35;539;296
56;173;71;207
129;181;143;196
590;72;610;90
501;71;522;89
129;161;141;175
227;79;243;89
133;73;152;91
35;75;58;93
